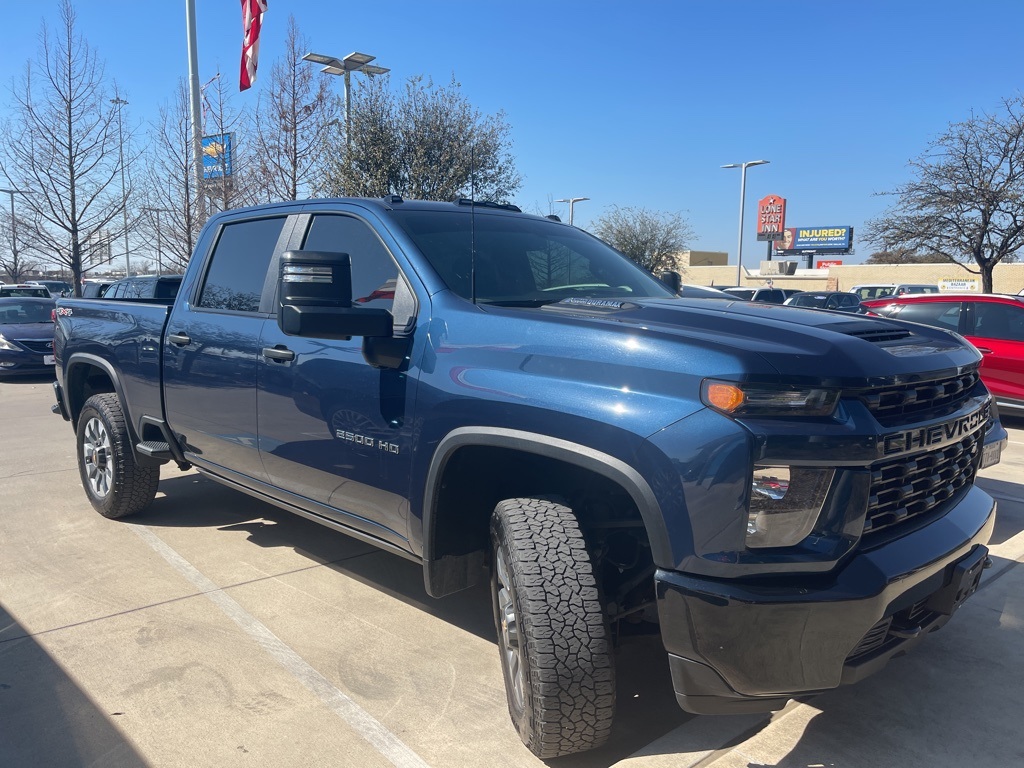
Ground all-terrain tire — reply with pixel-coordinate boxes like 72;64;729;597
490;497;615;758
76;393;159;518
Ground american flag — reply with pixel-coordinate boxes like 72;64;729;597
239;0;267;91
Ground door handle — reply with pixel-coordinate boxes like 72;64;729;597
262;346;295;362
976;347;993;354
168;332;191;346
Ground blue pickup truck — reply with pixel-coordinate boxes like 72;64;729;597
53;197;1006;757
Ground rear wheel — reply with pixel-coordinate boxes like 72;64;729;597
76;393;159;518
490;497;615;758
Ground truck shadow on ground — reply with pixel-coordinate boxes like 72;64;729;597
0;604;147;767
139;472;694;766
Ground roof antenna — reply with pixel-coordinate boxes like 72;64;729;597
470;144;477;304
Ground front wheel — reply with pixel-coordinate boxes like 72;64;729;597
490;497;616;758
76;393;159;518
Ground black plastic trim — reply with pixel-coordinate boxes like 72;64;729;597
421;427;670;596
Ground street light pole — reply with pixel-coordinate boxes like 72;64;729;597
302;51;390;192
554;196;590;226
111;93;131;276
721;160;769;285
0;187;29;281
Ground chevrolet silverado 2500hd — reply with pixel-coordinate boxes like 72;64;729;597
53;197;1006;758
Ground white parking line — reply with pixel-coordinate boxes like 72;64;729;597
129;524;431;768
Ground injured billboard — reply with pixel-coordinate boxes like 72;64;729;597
775;226;853;253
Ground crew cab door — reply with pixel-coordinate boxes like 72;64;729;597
256;211;421;549
163;214;292;483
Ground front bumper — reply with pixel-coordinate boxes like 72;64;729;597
0;348;56;376
656;483;996;714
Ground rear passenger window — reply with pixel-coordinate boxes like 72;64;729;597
893;302;961;332
199;217;286;312
973;303;1024;342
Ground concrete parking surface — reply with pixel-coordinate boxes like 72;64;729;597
2;375;1023;767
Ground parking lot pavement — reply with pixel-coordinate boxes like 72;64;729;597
2;377;1023;768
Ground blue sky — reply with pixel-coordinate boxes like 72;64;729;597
3;0;1023;265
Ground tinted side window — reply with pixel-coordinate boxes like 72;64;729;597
972;302;1024;342
109;282;125;299
154;279;181;300
894;302;961;332
301;215;398;314
199;217;286;312
124;279;147;299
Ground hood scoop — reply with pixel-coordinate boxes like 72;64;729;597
841;326;912;343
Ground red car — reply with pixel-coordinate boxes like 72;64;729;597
863;293;1024;414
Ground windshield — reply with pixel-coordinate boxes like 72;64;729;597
724;288;755;300
791;294;830;308
391;210;674;306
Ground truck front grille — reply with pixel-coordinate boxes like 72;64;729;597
864;430;982;535
855;370;980;421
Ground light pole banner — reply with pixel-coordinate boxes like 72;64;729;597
202;134;234;179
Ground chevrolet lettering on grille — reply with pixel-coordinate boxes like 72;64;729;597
881;401;990;457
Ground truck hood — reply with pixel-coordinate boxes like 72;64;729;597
525;296;981;384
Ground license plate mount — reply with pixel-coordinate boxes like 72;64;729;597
926;545;988;616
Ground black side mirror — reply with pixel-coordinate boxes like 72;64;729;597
659;271;682;294
279;250;392;340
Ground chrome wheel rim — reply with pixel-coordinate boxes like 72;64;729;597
495;548;525;710
82;417;113;497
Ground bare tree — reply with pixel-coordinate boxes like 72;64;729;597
140;80;204;270
317;75;521;202
864;96;1024;292
864;249;952;264
248;16;339;202
0;0;130;295
591;206;696;274
0;203;41;282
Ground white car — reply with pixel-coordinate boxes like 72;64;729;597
851;283;938;301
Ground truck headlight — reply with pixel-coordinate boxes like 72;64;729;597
701;380;839;417
747;465;835;548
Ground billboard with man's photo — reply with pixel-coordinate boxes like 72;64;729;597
776;226;853;253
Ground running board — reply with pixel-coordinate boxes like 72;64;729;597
136;440;174;460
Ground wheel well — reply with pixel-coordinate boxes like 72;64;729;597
67;363;117;428
428;445;651;602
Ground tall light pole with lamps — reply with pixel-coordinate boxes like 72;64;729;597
111;94;131;276
554;197;589;226
141;207;169;274
301;51;390;152
0;187;30;282
721;160;769;285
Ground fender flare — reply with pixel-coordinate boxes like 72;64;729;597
420;427;672;587
63;352;139;446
